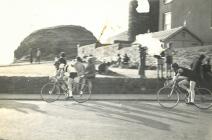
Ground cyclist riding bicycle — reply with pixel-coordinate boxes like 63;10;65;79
170;63;197;105
66;57;85;99
54;52;67;70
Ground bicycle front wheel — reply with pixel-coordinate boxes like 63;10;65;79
157;87;179;109
41;82;61;103
194;88;212;109
72;82;91;103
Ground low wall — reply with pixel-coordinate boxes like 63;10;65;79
1;76;210;94
0;76;164;94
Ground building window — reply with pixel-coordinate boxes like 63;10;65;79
163;12;172;30
164;0;173;4
211;0;212;28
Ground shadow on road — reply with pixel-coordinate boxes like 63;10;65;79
77;102;172;131
0;100;46;114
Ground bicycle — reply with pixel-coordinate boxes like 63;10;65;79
157;76;212;109
40;76;91;103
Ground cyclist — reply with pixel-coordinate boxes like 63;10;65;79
54;52;67;71
171;63;197;105
65;57;85;99
83;56;96;92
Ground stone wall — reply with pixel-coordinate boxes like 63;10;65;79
0;76;164;94
79;43;156;67
0;76;211;94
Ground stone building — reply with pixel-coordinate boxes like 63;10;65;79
151;26;203;48
159;0;212;45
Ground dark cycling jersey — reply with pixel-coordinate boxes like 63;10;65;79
190;57;203;81
58;57;67;65
175;67;196;81
54;57;67;70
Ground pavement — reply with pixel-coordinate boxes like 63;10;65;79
0;100;212;140
0;93;158;101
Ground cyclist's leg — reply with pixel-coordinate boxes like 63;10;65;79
74;76;86;94
161;64;164;78
80;78;86;94
178;79;189;92
87;79;93;92
190;80;196;103
157;64;160;78
67;77;74;97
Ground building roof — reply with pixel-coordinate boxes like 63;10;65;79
151;26;203;43
106;31;131;43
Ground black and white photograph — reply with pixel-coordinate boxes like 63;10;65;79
0;0;212;140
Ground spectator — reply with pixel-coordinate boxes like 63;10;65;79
98;60;108;74
154;54;164;79
122;54;130;65
84;56;96;91
188;54;205;103
116;54;122;67
164;42;175;78
190;54;205;83
29;48;33;64
202;57;212;85
36;48;41;63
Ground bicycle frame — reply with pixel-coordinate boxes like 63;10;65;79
165;77;189;101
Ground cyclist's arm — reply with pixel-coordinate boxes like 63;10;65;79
172;73;180;82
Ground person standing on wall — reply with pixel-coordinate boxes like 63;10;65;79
36;48;41;64
164;42;175;78
29;48;33;64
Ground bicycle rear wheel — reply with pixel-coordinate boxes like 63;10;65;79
194;88;212;109
41;82;61;103
72;82;91;103
157;87;179;108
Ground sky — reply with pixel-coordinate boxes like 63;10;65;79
0;0;149;65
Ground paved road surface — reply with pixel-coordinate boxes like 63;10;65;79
0;100;212;140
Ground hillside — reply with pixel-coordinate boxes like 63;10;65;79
14;25;97;62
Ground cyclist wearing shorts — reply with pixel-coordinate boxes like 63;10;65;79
65;57;85;98
171;63;196;105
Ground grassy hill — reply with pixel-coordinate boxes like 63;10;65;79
14;25;97;62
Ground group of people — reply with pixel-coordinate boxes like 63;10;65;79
30;48;41;64
116;53;130;67
155;42;175;79
154;42;212;105
169;54;212;105
54;52;96;98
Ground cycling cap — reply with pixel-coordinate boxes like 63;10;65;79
171;63;178;68
60;52;66;57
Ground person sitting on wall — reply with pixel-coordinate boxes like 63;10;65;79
122;54;130;65
98;60;108;74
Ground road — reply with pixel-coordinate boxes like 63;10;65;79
0;100;212;140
